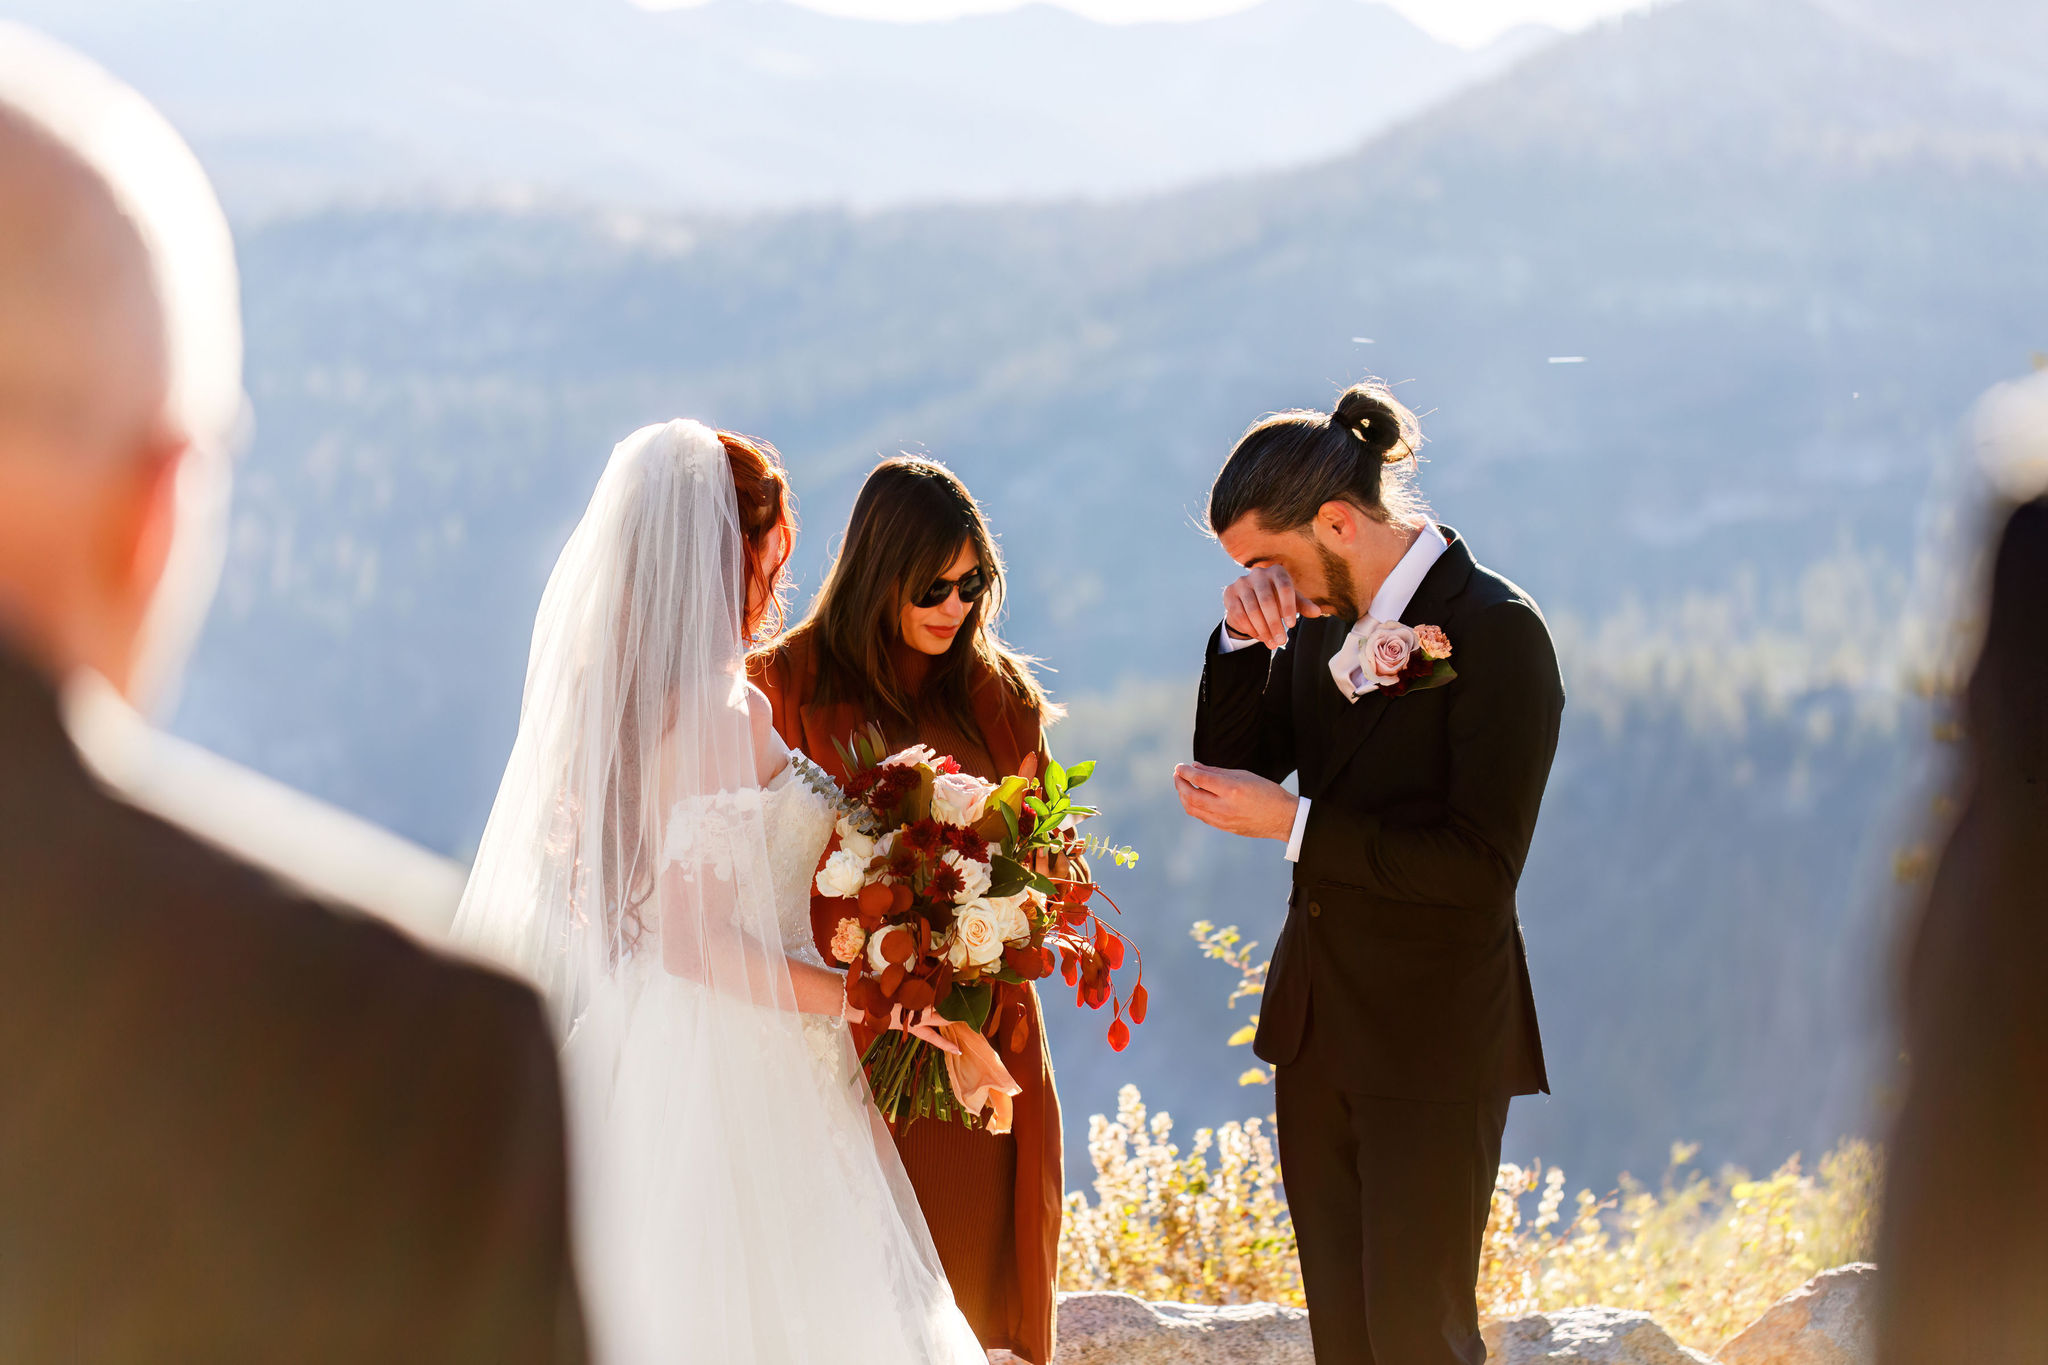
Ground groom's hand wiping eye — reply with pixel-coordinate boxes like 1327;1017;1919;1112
1223;564;1319;650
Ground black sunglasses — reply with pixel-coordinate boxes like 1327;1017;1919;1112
913;566;990;610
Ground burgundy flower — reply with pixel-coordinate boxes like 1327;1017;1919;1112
899;820;944;857
929;863;966;902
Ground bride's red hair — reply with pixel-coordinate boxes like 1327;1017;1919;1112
719;430;796;641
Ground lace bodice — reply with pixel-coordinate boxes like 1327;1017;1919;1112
760;750;842;967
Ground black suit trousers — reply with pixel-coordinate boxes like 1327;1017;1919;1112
1276;1036;1509;1365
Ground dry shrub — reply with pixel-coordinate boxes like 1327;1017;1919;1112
1061;921;1882;1350
1482;1140;1882;1351
1058;1084;1301;1306
1060;1091;1880;1353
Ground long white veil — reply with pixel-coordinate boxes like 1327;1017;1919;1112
452;418;789;1027
453;421;981;1365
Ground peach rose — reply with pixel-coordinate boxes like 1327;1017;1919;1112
945;903;1006;971
829;917;868;966
1413;624;1452;661
1363;620;1418;685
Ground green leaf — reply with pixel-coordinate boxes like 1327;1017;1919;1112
1029;872;1059;897
1044;758;1067;800
987;965;1027;985
1065;760;1096;788
987;854;1030;899
935;982;993;1031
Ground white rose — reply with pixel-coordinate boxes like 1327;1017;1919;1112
814;848;871;900
943;848;992;905
867;923;912;974
930;771;997;828
834;814;876;862
945;904;1006;970
880;744;940;771
985;893;1033;944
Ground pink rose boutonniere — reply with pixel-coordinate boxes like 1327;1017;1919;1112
1359;620;1457;698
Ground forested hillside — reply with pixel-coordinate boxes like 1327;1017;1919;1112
169;0;2046;1185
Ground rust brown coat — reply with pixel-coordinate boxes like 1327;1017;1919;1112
750;632;1062;1364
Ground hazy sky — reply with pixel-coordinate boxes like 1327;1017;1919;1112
635;0;1660;47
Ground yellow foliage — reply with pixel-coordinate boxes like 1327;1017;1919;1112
1226;1024;1259;1047
1058;1085;1301;1306
1060;1083;1881;1355
1074;922;1885;1350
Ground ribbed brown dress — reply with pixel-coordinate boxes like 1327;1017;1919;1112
750;634;1063;1365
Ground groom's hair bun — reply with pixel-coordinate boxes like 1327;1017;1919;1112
1331;385;1416;465
1207;378;1426;537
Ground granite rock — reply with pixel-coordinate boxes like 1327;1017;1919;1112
1485;1306;1717;1364
1051;1291;1313;1364
1718;1263;1876;1365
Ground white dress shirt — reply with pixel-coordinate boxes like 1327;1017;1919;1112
1217;520;1448;862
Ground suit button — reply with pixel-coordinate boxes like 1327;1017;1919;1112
1308;901;1322;918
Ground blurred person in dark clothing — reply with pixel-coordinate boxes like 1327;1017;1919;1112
0;23;585;1363
1878;492;2048;1365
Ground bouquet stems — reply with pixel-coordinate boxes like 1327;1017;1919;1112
861;1030;970;1130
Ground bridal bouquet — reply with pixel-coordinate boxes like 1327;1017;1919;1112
814;726;1142;1132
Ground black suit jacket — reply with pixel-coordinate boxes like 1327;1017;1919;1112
1194;528;1561;1101
0;649;586;1363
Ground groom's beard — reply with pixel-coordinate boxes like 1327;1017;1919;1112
1316;543;1362;623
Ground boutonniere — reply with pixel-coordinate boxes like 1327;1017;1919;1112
1351;620;1457;698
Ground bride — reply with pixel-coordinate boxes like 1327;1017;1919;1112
452;420;986;1364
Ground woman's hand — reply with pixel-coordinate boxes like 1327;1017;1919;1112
892;1004;961;1054
847;999;962;1054
1027;846;1071;880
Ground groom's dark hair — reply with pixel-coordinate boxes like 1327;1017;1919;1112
1208;380;1427;536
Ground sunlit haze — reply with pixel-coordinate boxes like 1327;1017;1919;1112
632;0;1660;48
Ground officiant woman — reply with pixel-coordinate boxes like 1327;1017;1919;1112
750;456;1063;1365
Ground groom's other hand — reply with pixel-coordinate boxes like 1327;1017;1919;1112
1222;564;1320;650
1174;762;1299;840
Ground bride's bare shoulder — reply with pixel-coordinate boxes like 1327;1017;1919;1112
741;682;789;785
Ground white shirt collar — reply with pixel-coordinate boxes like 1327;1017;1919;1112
1363;519;1447;627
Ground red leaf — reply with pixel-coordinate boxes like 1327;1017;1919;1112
1004;945;1046;980
1107;1017;1131;1052
1101;934;1125;970
1129;981;1149;1025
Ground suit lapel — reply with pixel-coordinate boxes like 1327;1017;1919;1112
1308;529;1477;795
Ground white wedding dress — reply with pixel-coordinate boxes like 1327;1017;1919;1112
451;420;984;1365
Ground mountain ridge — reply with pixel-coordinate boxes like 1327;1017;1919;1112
158;0;2044;1187
14;0;1552;214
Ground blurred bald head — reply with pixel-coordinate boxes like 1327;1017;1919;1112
0;23;241;703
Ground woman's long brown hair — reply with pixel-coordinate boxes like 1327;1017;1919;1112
761;455;1055;740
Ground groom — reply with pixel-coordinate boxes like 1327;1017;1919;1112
1174;386;1562;1365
